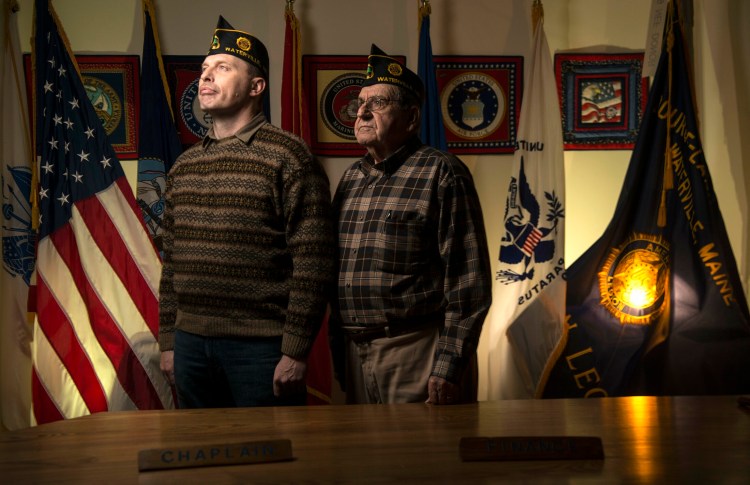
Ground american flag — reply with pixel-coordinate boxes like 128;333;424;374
580;80;622;123
31;0;173;424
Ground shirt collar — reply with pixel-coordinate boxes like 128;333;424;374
358;136;423;176
202;112;268;148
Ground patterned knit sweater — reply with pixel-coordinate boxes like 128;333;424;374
158;118;335;359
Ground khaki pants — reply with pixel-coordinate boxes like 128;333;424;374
345;327;477;404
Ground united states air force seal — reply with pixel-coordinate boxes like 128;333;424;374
320;73;364;140
440;72;505;140
598;233;670;325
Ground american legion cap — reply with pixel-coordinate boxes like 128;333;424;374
207;15;269;78
361;44;424;101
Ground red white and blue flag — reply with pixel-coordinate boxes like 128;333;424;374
30;0;173;424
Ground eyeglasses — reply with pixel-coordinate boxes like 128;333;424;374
356;96;396;112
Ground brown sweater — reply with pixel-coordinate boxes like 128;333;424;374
158;117;335;359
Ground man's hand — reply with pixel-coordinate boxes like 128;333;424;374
426;376;461;405
160;351;175;386
273;354;307;397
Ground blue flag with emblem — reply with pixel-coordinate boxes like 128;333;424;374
136;0;183;252
542;1;750;398
417;1;447;151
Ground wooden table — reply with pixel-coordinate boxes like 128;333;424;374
1;395;748;483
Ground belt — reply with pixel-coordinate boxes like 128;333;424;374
342;319;441;344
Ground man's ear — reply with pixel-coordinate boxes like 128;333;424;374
250;77;267;97
407;106;421;132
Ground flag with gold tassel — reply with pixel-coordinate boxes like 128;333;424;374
541;0;750;397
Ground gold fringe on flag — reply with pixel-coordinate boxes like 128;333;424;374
658;0;675;228
284;0;306;139
532;0;544;33
142;0;176;121
418;0;431;31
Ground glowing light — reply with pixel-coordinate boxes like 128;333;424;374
623;282;655;309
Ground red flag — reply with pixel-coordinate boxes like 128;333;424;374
281;3;330;404
281;3;310;145
30;0;173;424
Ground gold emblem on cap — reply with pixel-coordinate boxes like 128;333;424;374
366;65;374;80
388;63;403;76
236;37;252;52
211;35;220;50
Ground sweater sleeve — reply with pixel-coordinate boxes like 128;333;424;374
158;169;177;352
280;147;337;359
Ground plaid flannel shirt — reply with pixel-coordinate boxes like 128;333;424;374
331;137;492;382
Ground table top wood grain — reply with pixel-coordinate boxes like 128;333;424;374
2;395;748;483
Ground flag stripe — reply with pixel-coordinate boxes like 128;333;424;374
31;367;65;423
61;198;163;410
36;214;149;417
34;275;105;423
80;178;160;334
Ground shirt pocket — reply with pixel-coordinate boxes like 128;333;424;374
375;210;427;275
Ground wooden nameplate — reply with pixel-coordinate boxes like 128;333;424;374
459;436;604;461
138;439;293;471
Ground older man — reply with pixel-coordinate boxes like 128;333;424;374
330;45;492;405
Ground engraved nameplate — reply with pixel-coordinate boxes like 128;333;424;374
459;436;604;461
138;439;293;471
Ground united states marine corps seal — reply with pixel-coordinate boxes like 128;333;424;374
598;233;670;325
320;73;364;140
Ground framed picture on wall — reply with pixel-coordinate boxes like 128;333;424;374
24;54;140;159
302;55;404;157
434;55;523;154
162;55;210;149
555;52;649;150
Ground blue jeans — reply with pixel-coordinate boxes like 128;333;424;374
174;330;305;408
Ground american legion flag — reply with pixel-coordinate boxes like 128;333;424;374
541;1;750;398
30;0;173;424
